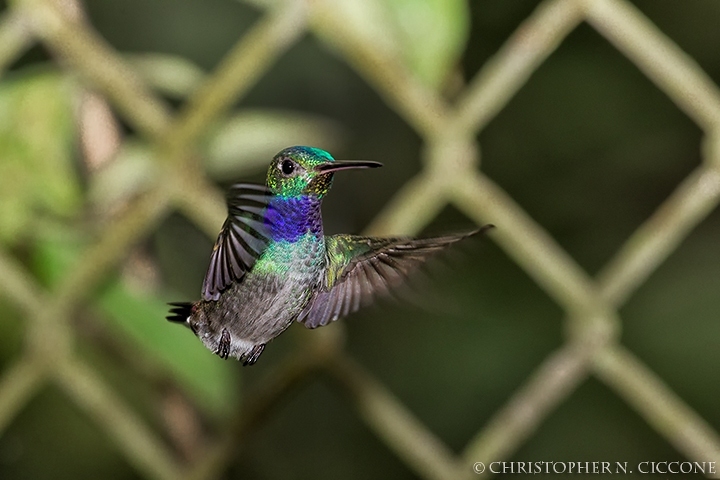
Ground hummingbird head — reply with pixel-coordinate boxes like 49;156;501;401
266;146;382;198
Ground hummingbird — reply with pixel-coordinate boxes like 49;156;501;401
167;146;492;365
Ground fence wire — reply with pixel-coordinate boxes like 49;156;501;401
0;0;719;479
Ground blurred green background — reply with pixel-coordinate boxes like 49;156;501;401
0;0;719;478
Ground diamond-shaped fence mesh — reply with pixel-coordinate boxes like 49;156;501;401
0;0;719;479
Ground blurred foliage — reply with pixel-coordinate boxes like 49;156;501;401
309;0;469;88
0;70;80;244
30;228;240;415
0;0;719;479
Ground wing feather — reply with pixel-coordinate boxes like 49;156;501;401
201;183;273;301
299;226;492;328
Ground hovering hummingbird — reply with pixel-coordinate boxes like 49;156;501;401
168;146;492;365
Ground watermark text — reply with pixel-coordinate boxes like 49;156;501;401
472;461;716;475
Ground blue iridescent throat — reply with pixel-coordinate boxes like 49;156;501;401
264;195;323;242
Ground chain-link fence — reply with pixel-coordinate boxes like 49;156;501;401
0;0;719;478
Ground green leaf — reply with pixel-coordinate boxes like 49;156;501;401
0;70;81;244
32;230;240;416
309;0;469;89
204;109;344;179
125;53;205;98
311;0;403;66
386;0;470;88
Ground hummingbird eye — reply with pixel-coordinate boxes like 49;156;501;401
280;159;295;176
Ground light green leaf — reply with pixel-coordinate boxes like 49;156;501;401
204;109;344;179
32;231;240;416
310;0;469;89
125;53;206;98
0;70;81;244
386;0;470;88
317;0;401;55
311;0;402;63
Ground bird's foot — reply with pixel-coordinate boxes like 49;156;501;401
242;344;265;366
216;328;231;359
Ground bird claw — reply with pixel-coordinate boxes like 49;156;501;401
216;328;231;359
242;344;265;366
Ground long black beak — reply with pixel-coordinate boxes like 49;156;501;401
315;160;383;173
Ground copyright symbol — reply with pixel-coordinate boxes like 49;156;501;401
473;462;485;474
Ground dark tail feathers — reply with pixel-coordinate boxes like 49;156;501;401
167;302;193;323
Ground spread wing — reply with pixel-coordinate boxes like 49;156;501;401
201;183;273;301
298;226;492;328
